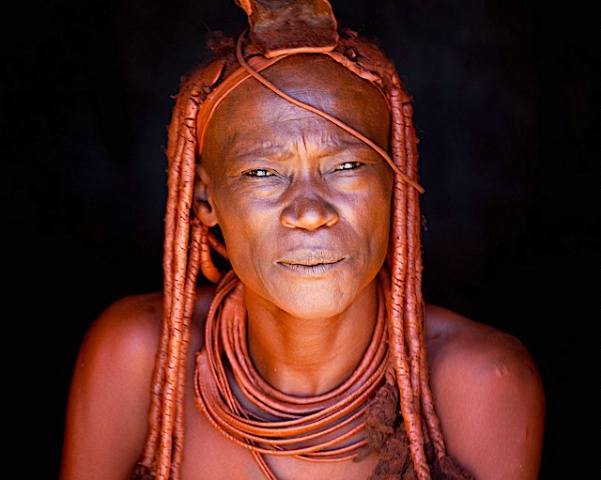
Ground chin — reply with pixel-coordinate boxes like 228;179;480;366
274;281;360;320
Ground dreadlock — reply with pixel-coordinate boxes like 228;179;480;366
130;5;474;480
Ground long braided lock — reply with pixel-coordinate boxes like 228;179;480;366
131;1;474;479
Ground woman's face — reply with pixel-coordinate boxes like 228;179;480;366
198;54;393;319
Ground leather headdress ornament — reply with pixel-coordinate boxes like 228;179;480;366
235;0;339;57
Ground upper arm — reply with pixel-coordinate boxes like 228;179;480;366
427;308;545;480
60;294;163;480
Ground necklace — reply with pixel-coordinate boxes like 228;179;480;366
195;269;390;478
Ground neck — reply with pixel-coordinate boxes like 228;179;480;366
195;270;390;464
244;279;379;396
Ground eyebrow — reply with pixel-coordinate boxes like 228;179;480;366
227;130;370;160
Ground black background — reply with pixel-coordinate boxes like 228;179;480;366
3;0;598;478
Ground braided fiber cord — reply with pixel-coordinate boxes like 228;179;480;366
388;81;429;479
134;70;209;478
132;27;453;480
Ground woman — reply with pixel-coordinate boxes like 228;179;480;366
60;1;545;479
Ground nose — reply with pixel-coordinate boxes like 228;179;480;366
280;187;339;230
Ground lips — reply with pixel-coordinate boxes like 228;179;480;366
277;249;346;267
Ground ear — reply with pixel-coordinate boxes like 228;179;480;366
194;165;218;227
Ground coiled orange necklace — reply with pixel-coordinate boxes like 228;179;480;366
195;269;391;479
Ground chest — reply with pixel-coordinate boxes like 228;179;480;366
179;377;379;479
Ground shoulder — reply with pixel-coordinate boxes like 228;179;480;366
80;285;216;362
61;286;217;479
65;291;169;438
425;303;539;378
77;293;163;376
70;285;216;393
77;283;216;378
424;304;545;480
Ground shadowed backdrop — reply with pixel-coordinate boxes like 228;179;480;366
3;0;597;478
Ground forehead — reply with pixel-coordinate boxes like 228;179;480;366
202;54;391;161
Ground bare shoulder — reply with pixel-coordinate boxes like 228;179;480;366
81;292;164;362
77;284;216;369
424;304;545;480
68;284;216;396
425;303;539;374
61;286;216;480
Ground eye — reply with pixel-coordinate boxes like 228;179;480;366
335;161;362;171
244;169;273;177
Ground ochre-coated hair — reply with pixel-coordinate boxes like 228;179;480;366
131;25;473;480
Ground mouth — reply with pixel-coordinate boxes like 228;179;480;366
276;250;346;274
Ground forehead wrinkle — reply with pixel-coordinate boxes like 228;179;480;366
203;55;391;169
267;85;351;122
225;128;365;161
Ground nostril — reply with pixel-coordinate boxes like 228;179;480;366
280;197;338;230
324;215;338;227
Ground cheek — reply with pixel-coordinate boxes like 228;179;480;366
363;184;393;257
368;209;391;256
212;191;273;268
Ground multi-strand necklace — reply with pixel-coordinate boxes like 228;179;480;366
195;269;390;479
